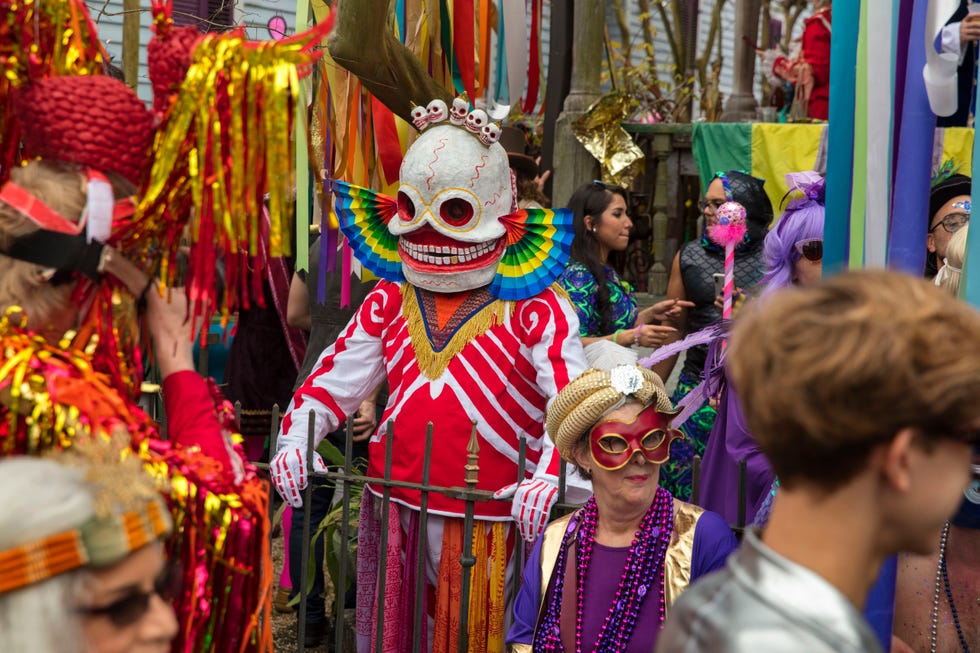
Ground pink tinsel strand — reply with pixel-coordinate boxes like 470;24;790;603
706;223;747;248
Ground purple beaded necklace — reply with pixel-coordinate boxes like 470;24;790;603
533;487;675;653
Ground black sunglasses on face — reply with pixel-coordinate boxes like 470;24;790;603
77;561;180;628
793;238;823;262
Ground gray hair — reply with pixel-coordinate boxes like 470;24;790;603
0;458;94;653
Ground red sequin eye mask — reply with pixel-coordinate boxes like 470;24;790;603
588;404;684;471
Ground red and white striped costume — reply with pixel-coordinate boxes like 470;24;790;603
280;280;586;518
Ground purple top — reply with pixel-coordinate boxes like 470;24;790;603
506;509;737;650
697;384;775;527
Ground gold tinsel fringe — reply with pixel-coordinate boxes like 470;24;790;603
400;284;512;380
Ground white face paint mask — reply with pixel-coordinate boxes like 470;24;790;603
390;123;513;293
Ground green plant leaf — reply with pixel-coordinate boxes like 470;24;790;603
316;437;347;467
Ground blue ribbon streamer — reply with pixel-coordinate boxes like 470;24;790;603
888;0;934;274
824;0;861;276
495;1;508;102
966;73;980;306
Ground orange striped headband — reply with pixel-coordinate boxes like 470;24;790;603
0;496;171;594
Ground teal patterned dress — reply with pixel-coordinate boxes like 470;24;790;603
557;261;637;337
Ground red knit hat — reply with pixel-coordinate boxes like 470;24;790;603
147;11;204;118
13;76;154;186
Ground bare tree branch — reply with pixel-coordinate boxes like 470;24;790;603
637;0;658;74
653;1;681;79
611;0;633;67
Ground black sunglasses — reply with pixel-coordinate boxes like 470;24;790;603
77;561;180;628
793;238;823;262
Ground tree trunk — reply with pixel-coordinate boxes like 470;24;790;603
541;1;575;200
326;0;452;124
122;0;140;90
553;0;605;207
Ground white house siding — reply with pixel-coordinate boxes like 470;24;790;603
84;1;807;116
238;0;298;41
86;1;157;102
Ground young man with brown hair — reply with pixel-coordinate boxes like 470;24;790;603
657;270;980;653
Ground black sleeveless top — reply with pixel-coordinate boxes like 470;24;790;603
678;239;766;379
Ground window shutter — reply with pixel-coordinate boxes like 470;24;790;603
207;0;234;31
171;0;234;32
171;0;205;28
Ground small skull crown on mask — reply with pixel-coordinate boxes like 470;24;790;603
409;96;501;145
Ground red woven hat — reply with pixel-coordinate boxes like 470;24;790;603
147;10;204;118
14;76;154;186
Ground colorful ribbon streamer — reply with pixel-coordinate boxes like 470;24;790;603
889;0;934;273
824;0;860;276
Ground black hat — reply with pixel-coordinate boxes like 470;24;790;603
498;126;538;180
720;170;773;242
930;174;972;224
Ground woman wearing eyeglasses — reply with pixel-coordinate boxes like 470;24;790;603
0;445;178;653
558;181;693;350
656;170;772;501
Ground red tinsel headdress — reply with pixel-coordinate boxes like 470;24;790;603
0;2;330;651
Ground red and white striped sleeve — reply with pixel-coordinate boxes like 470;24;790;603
277;283;393;452
518;287;587;478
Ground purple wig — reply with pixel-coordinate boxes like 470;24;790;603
759;171;826;295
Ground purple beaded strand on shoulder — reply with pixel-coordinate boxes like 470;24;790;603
532;488;675;652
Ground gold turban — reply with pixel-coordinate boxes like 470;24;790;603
547;365;676;461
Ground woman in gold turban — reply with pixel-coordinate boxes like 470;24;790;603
506;346;737;652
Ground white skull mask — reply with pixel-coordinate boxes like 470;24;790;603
449;97;469;126
464;109;488;134
390;123;512;293
411;105;430;131
479;123;501;146
426;99;449;124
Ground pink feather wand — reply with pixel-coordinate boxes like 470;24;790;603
707;201;747;320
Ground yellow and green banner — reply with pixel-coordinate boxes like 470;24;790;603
692;122;974;228
692;123;824;224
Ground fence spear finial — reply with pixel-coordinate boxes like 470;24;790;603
464;421;479;488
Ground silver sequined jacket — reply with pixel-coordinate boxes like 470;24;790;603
656;529;884;653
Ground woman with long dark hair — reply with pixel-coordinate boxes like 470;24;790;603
558;181;691;349
506;349;736;652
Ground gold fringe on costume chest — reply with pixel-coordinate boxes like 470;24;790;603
400;284;512;380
